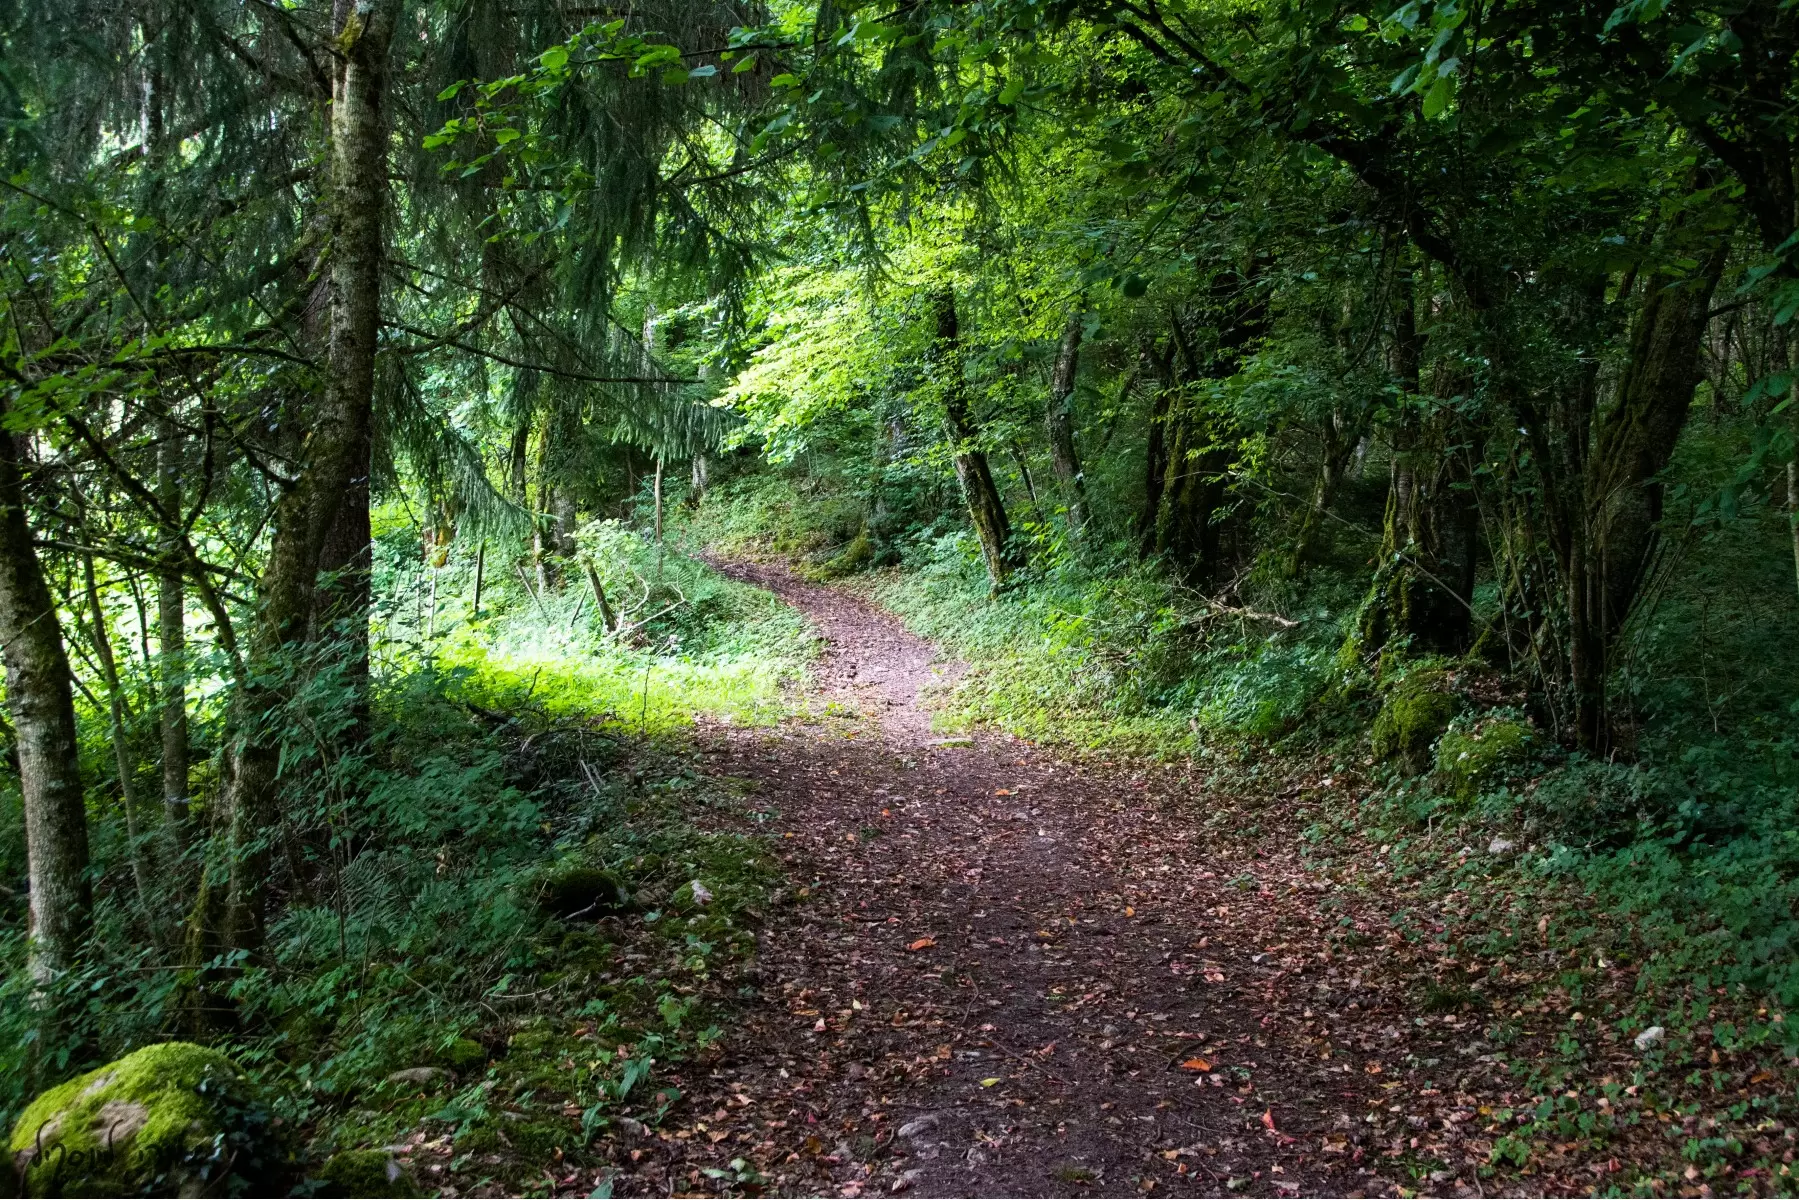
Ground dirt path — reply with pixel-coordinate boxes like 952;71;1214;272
642;561;1411;1199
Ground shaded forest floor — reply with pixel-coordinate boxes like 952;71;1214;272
419;562;1796;1199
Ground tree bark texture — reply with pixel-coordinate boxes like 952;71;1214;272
0;404;91;993
1044;312;1088;536
213;0;397;957
931;288;1017;588
1557;248;1724;748
157;423;189;835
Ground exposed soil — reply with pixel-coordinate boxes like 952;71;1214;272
622;561;1406;1199
421;560;1795;1199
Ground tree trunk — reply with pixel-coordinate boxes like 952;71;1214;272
1288;405;1365;574
0;405;91;997
1788;452;1799;602
1588;246;1729;645
212;0;397;958
1044;312;1088;536
583;558;617;631
689;453;709;505
83;555;154;921
311;423;371;726
931;288;1017;588
157;423;189;838
472;539;485;618
1137;338;1175;554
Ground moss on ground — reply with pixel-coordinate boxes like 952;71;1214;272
315;1148;417;1197
7;1042;281;1198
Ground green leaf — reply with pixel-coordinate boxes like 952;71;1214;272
540;44;569;70
688;64;718;78
1121;273;1148;299
732;53;758;73
1421;76;1453;119
436;81;465;101
998;78;1024;105
770;72;800;88
633;43;682;69
492;127;521;145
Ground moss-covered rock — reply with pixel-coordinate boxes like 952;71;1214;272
1371;670;1459;775
315;1148;417;1198
532;863;631;918
1434;716;1534;800
434;1036;487;1074
811;528;875;580
7;1042;283;1198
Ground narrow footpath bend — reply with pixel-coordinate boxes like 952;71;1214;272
660;562;1390;1199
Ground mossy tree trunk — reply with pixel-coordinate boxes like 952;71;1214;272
1351;264;1478;659
931;287;1018;589
1570;242;1729;748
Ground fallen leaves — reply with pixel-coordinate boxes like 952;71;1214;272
1179;1057;1213;1072
905;936;935;951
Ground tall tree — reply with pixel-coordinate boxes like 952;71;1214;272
0;397;91;997
1044;310;1088;537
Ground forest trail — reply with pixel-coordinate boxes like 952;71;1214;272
659;562;1396;1199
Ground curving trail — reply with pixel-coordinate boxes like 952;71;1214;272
652;562;1400;1199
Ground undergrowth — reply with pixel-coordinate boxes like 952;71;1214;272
0;526;803;1192
675;466;1799;1188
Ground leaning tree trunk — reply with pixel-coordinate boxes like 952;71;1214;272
1573;244;1729;748
931;288;1018;589
1044;311;1088;536
0;402;91;999
212;0;397;958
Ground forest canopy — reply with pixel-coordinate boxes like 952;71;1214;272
2;0;1797;1193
